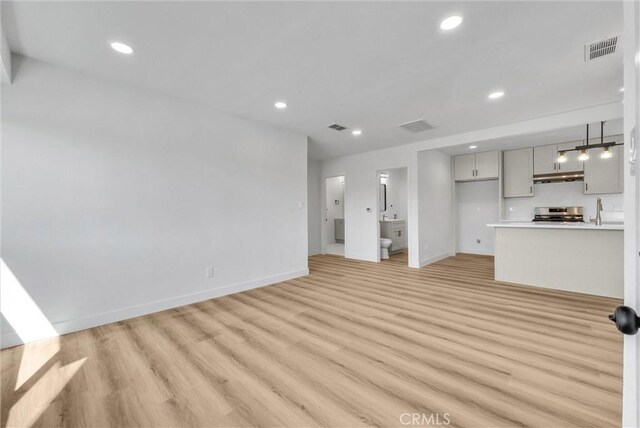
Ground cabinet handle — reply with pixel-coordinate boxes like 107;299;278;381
530;185;533;194
554;163;556;171
586;182;588;191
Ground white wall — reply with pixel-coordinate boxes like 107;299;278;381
1;56;308;348
456;180;500;255
322;145;418;265
307;157;322;255
417;150;454;265
0;24;11;83
503;181;624;222
381;168;407;222
324;176;344;244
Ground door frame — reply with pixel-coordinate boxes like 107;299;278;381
321;173;346;256
622;1;639;425
375;166;410;265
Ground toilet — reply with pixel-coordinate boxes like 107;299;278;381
380;238;393;259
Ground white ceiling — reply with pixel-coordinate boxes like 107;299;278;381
2;1;624;160
439;118;624;156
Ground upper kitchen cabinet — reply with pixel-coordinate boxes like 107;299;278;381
503;148;534;198
584;139;624;194
454;154;476;181
475;151;499;180
454;151;499;182
533;144;557;175
533;142;583;175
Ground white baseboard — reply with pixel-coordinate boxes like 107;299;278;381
419;252;454;268
1;268;309;349
457;247;495;256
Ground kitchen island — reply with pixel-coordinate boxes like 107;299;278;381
488;223;623;298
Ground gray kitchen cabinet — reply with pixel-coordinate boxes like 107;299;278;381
584;142;624;194
533;144;558;175
380;220;405;254
453;154;476;181
334;218;344;242
475;151;500;180
454;151;499;182
503;148;534;198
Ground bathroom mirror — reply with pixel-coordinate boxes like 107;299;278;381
379;183;387;212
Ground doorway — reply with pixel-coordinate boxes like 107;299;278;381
324;175;345;256
377;167;408;265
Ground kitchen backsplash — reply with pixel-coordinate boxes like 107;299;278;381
503;181;624;222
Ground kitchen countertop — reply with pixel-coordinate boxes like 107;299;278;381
487;222;624;230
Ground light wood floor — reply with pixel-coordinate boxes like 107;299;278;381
1;254;623;427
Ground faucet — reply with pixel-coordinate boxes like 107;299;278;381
382;214;388;221
594;197;603;226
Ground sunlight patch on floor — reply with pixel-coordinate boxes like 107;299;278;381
6;358;87;427
15;339;61;391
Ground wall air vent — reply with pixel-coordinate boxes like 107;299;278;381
398;119;434;133
584;35;619;62
328;123;347;131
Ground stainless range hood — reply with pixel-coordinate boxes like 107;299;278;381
533;171;584;183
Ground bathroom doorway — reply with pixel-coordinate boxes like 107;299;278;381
377;167;408;265
324;175;345;256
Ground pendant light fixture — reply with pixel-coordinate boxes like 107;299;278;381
600;122;612;158
577;123;590;161
557;151;568;163
555;121;622;163
578;149;590;161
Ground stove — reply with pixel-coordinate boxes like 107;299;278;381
532;207;584;223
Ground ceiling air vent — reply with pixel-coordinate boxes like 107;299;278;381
584;35;619;62
328;123;347;131
398;119;434;133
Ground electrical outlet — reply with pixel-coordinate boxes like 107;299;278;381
206;266;215;279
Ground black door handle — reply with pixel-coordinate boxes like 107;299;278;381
609;306;639;335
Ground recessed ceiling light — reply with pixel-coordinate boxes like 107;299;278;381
440;15;463;31
619;87;625;93
488;91;505;100
110;42;133;55
469;145;477;149
274;101;287;109
352;129;362;136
